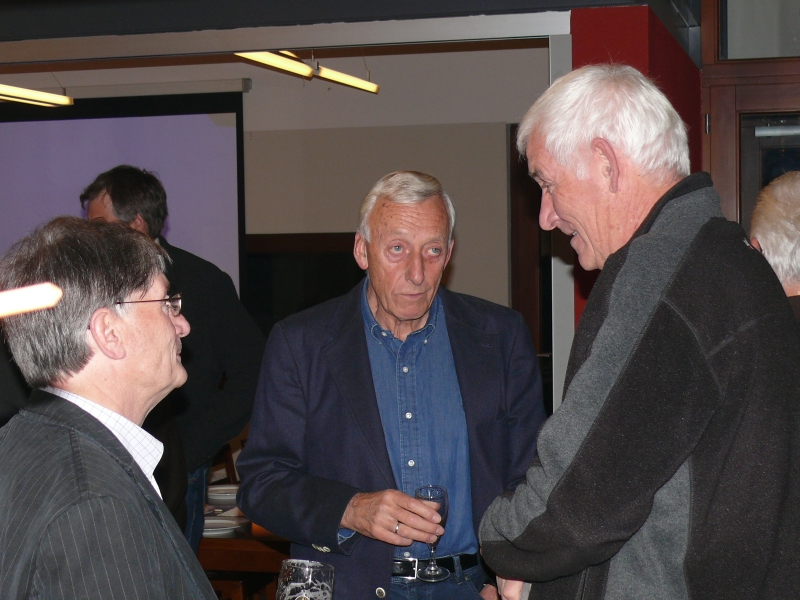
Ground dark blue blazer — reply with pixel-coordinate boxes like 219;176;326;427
237;282;545;599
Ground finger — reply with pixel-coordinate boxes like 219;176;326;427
397;507;445;536
391;521;440;545
499;579;524;600
400;495;443;523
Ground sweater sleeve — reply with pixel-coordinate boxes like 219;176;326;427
480;301;722;582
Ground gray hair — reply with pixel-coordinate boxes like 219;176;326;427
517;64;690;184
0;216;167;388
750;171;800;287
358;171;456;242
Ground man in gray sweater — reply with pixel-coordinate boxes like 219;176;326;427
479;64;800;599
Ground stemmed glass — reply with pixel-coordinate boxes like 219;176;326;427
414;485;449;583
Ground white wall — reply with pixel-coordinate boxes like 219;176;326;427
245;123;509;305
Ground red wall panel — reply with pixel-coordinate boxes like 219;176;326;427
569;6;701;327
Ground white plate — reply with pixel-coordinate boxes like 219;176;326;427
208;484;239;494
207;484;239;505
203;517;243;538
202;525;237;538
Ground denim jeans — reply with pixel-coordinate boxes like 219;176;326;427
389;557;490;600
183;463;209;554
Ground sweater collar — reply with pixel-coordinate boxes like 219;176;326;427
630;172;714;242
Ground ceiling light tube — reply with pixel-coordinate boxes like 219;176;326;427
315;66;380;94
0;283;63;318
0;94;58;107
0;83;73;107
236;51;314;77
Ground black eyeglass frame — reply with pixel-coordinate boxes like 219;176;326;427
115;294;182;317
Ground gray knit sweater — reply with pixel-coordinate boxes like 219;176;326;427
480;173;800;599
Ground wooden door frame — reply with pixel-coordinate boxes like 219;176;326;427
702;0;800;222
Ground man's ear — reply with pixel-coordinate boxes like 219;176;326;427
128;214;150;237
88;308;126;360
591;138;621;193
354;232;369;271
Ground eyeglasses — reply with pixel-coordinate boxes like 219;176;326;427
115;294;182;317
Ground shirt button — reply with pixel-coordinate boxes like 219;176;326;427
403;552;411;557
408;460;415;467
405;412;412;419
382;332;387;337
402;366;409;373
376;588;386;598
424;339;428;344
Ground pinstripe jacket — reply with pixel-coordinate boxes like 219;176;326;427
0;390;217;599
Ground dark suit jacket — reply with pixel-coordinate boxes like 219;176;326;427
237;282;546;598
0;390;216;599
160;237;266;472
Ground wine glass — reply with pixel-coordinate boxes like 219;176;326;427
275;559;334;600
414;485;449;582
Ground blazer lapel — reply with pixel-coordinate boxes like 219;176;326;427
440;289;500;450
321;285;396;488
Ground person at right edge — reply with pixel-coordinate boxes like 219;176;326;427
750;171;800;323
479;64;800;600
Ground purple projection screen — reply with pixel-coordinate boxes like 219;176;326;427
0;111;240;289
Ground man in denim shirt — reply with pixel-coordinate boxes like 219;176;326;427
238;171;546;599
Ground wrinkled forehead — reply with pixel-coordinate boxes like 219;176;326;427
370;196;449;240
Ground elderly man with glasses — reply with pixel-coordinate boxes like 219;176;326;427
80;164;265;550
0;216;216;599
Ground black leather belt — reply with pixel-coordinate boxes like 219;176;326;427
391;553;480;580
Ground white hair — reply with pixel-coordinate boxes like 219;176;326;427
750;171;800;287
517;64;690;184
358;171;456;242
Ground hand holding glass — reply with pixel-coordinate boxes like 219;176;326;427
414;485;449;582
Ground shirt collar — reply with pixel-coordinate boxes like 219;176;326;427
43;386;164;490
360;277;439;343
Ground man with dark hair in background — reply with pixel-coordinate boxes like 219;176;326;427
80;165;265;550
0;216;216;599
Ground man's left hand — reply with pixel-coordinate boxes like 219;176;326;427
480;584;500;599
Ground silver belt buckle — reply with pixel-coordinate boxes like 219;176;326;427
396;557;418;580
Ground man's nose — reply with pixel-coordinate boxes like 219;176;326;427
539;193;558;231
406;251;425;285
173;314;191;337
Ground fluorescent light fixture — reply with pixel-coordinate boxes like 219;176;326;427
0;283;63;318
754;125;800;137
0;94;58;108
0;83;73;107
316;65;380;94
236;51;314;77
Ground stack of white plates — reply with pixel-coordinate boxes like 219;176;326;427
207;484;239;508
203;516;249;538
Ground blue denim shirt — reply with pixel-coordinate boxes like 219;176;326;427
360;279;478;559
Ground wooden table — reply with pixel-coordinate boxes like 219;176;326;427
198;524;290;599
